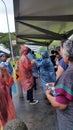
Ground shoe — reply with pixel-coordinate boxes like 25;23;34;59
29;100;38;105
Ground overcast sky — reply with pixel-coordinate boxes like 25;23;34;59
0;0;15;32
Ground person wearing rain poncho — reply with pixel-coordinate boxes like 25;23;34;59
18;45;38;105
0;67;16;130
0;52;13;75
0;52;13;98
27;49;38;90
36;50;56;95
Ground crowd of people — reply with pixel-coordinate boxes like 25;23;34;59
0;39;73;130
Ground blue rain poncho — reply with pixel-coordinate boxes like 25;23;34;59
36;51;56;94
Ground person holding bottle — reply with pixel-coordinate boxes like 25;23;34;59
46;40;73;130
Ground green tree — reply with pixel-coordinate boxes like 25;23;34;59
13;44;20;56
0;32;16;48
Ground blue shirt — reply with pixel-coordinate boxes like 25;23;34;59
59;58;68;71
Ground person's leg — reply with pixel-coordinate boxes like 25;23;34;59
29;87;33;102
27;87;33;102
27;91;29;100
40;78;46;94
33;77;37;90
27;87;38;105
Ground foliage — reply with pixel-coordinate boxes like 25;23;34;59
0;32;19;56
38;46;47;53
0;32;61;57
0;32;16;48
13;44;21;56
49;40;61;49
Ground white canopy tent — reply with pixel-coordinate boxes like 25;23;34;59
0;44;10;54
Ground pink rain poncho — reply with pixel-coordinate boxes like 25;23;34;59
0;67;16;128
18;46;34;91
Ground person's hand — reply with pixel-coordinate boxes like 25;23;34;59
46;82;55;88
0;67;6;74
31;59;35;64
46;82;55;97
1;67;9;79
2;67;8;75
46;89;51;97
0;67;8;78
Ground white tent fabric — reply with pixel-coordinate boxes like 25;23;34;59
0;44;10;54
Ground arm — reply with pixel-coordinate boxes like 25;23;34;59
36;59;46;68
56;58;68;80
2;68;14;87
56;65;64;80
21;56;33;70
46;90;67;110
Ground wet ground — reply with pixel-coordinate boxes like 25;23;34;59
12;78;56;130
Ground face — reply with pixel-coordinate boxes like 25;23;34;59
1;55;7;62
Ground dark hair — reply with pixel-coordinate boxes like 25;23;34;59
31;50;35;54
51;50;55;54
54;50;59;55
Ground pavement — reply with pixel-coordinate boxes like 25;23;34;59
12;78;56;130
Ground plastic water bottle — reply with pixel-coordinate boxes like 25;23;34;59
51;87;57;97
46;83;57;97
